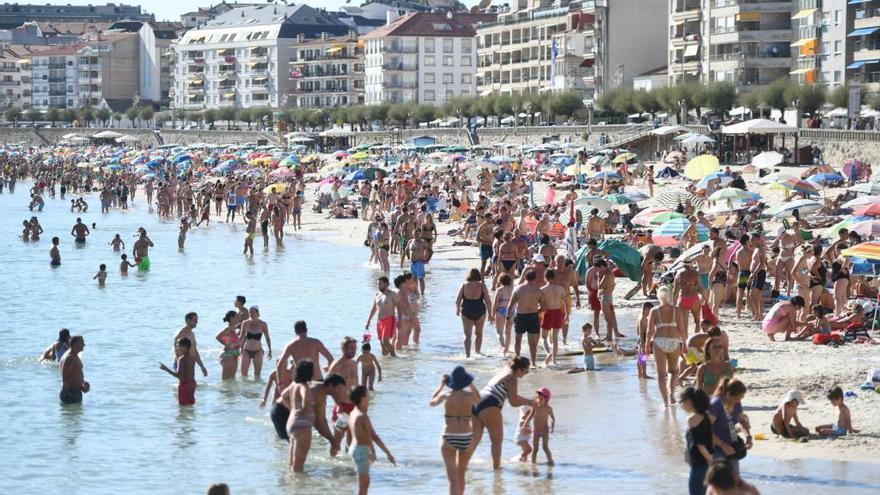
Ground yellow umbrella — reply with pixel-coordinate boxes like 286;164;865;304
263;183;287;194
684;155;720;180
351;151;369;161
612;152;636;164
563;164;583;175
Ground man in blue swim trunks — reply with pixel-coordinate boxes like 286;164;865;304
476;213;495;276
406;233;429;295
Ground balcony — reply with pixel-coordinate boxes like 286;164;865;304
854;8;880;30
670;33;702;46
382;81;416;89
386;45;418;54
854;46;880;63
382;62;416;71
671;1;701;22
0;80;19;86
0;67;18;73
709;27;792;45
250;49;268;58
709;1;793;14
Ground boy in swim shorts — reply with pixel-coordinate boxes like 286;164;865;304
159;337;197;406
815;386;858;437
348;386;395;493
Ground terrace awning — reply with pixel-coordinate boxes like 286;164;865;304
848;60;880;69
683;44;699;57
736;12;760;22
326;46;343;54
848;27;880;37
790;37;816;47
791;9;816;19
790;67;816;74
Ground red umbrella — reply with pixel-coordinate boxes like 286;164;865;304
852;203;880;217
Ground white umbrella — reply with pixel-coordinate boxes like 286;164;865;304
289;136;315;143
573;195;613;211
843;195;880;208
116;135;140;143
708;188;751;202
848;183;880;195
765;199;822;218
93;130;124;139
62;133;83;140
751;151;784;168
758;172;798;184
681;135;716;144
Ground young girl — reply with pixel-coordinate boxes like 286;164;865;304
525;387;555;465
637;302;652;379
215;310;241;380
492;274;514;354
567;323;597;373
516;403;533;462
680;387;713;495
119;254;136;276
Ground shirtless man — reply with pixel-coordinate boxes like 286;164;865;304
364;276;402;357
59;335;89;404
132;227;154;271
495;232;519;288
540;269;570;366
691;245;713;301
406;232;429;295
476;213;495;275
327;337;359;452
585;261;603;338
307;374;347;457
71;217;90;244
672;261;701;336
733;235;754;319
506;269;545;367
596;259;621;341
634;244;664;298
747;233;768;321
173;312;208;377
49;236;61;266
277;320;334;380
555;255;581;345
586;209;606;240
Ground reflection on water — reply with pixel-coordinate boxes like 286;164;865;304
0;184;878;494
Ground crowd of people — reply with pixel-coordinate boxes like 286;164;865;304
9;137;876;495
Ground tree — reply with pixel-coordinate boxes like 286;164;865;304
125;106;140;127
218;107;236;130
250;107;271;130
237;108;254;130
368;104;389;128
596;88;621;117
634;90;661;119
549;92;584;121
702;81;737;118
869;94;880;112
202;108;217;128
413;104;435;125
387;102;413;128
96;107;111;127
493;94;514;120
761;77;793;113
111;112;123;128
46;107;59;127
738;91;762;117
79;105;94;127
611;89;638;117
828;85;848;109
139;106;154;128
62;109;77;124
25;107;42;124
794;85;826;117
5;107;20;124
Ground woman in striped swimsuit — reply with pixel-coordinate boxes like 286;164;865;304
430;366;479;495
471;357;535;470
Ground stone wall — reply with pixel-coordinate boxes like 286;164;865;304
798;129;880;165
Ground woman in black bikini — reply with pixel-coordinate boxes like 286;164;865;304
831;252;851;315
239;306;272;378
455;268;493;358
808;245;826;310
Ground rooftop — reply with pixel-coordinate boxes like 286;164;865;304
206;4;341;29
364;12;478;39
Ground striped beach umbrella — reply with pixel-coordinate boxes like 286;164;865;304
848;183;880;195
771;178;818;194
603;193;636;205
655;217;709;239
843;195;880;209
708;188;751;202
852;203;880;217
765;199;822;218
841;241;880;261
656;191;706;211
647;211;687;225
631;206;672;226
851;219;880;237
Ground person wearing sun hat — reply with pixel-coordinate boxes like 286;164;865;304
430;365;478;495
770;389;809;439
526;386;556;465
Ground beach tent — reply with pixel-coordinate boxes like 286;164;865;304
650;125;690;136
655;166;680;178
721;119;797;135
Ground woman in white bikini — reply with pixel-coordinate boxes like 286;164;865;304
791;245;812;320
647;286;686;407
773;228;800;294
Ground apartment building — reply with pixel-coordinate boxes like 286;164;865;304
0;3;149;29
289;33;365;109
847;0;880;92
364;12;479;105
0;45;37;110
29;44;78;110
669;0;795;91
477;0;666;101
110;20;183;107
76;32;140;108
790;0;847;88
180;2;262;29
171;4;348;111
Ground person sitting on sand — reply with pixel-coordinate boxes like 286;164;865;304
790;305;831;341
827;302;865;331
770;389;810;439
815;386;858;437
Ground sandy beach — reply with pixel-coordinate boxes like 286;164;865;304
292;170;880;466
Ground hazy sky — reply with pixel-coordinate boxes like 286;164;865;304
54;0;480;22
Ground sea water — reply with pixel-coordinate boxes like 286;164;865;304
0;184;876;494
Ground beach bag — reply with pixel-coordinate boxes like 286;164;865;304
813;333;843;345
732;436;748;460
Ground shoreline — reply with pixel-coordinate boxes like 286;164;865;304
287;180;880;466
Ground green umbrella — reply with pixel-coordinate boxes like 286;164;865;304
603;193;636;205
360;167;387;181
441;145;469;153
648;211;686;225
574;240;642;283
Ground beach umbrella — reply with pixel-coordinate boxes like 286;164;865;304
771;178;819;195
851;219;880;237
624;191;651;202
842;160;865;179
843;195;880;208
591;171;623;181
562;164;584;176
852;203;880;217
751;151;784;168
822;218;859;238
351;151;369;161
589;155;608;166
808;172;844;185
489;155;515;164
684;155;720;180
552;156;575;167
654;217;709;240
841;241;880;261
765;199;822;218
673;132;699;141
631;206;671;226
269;168;294;179
574;195;613;210
696;174;733;190
612;152;637;164
279;157;299;168
708;188;751;202
848;183;880;195
597;240;643;282
263;183;287;194
603;193;636;205
758;172;797;184
655;191;705;211
646;211;687;225
681;134;716;145
664;150;684;162
344;170;367;182
334;150;350;159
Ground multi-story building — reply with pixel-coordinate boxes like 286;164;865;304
288;33;365;109
790;0;846;88
0;3;150;29
846;0;880;93
172;4;348;111
180;2;262;29
110;20;183;107
75;32;140;108
477;0;666;101
364;12;478;105
670;0;795;91
29;44;79;110
0;45;33;109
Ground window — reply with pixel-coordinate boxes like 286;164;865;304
425;73;435;83
445;89;453;100
461;56;472;66
822;71;831;83
462;39;472;53
443;38;453;53
425;89;435;101
834;40;842;54
425;38;435;52
821;42;830;55
834;70;841;83
443;56;453;66
461;73;471;84
442;73;453;84
425;55;435;66
834;10;841;25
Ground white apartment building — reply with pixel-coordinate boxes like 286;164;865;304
288;33;365;109
847;0;880;93
29;44;78;110
477;0;666;101
790;0;847;88
364;12;478;105
669;0;795;90
171;4;348;111
0;46;33;110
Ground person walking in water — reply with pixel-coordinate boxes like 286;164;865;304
59;335;89;404
160;337;197;406
71;218;90;244
365;276;402;357
133;227;154;271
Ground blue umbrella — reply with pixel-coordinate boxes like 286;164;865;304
592;172;623;180
172;154;191;164
344;170;366;182
552;156;575;167
655;218;709;240
808;172;844;185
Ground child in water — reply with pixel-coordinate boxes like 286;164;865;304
516;403;533;461
159;337;197;406
815;386;858;437
356;342;382;391
567;323;597;373
110;233;125;252
119;254;136;276
93;264;107;286
524;387;555;465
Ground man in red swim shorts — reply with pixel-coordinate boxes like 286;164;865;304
540;269;571;366
365;276;402;357
585;263;603;339
159;337;197;406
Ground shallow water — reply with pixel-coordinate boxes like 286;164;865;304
1;184;877;494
